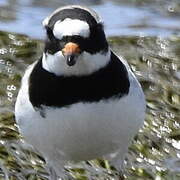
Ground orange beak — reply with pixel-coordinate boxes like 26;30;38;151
62;42;81;66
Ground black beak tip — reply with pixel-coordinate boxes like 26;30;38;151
66;55;76;66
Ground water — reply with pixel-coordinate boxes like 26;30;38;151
0;0;180;179
0;0;180;38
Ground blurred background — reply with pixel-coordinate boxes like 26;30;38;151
0;0;180;180
0;0;180;38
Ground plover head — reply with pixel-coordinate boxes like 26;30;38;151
42;5;110;76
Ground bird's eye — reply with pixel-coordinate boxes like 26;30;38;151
59;41;66;48
47;49;54;54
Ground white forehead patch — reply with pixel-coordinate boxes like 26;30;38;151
53;18;90;39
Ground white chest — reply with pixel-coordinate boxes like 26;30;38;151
15;62;145;170
16;90;144;161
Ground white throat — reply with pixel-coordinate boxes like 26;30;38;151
42;50;111;76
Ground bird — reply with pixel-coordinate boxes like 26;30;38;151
15;5;146;178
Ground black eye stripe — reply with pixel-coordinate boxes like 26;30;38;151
45;22;108;55
61;35;85;43
60;36;86;50
61;35;85;42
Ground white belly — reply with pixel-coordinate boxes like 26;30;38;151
15;62;145;169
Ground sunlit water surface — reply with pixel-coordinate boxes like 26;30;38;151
0;0;180;179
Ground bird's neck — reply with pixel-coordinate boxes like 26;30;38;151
42;49;111;77
29;51;130;108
